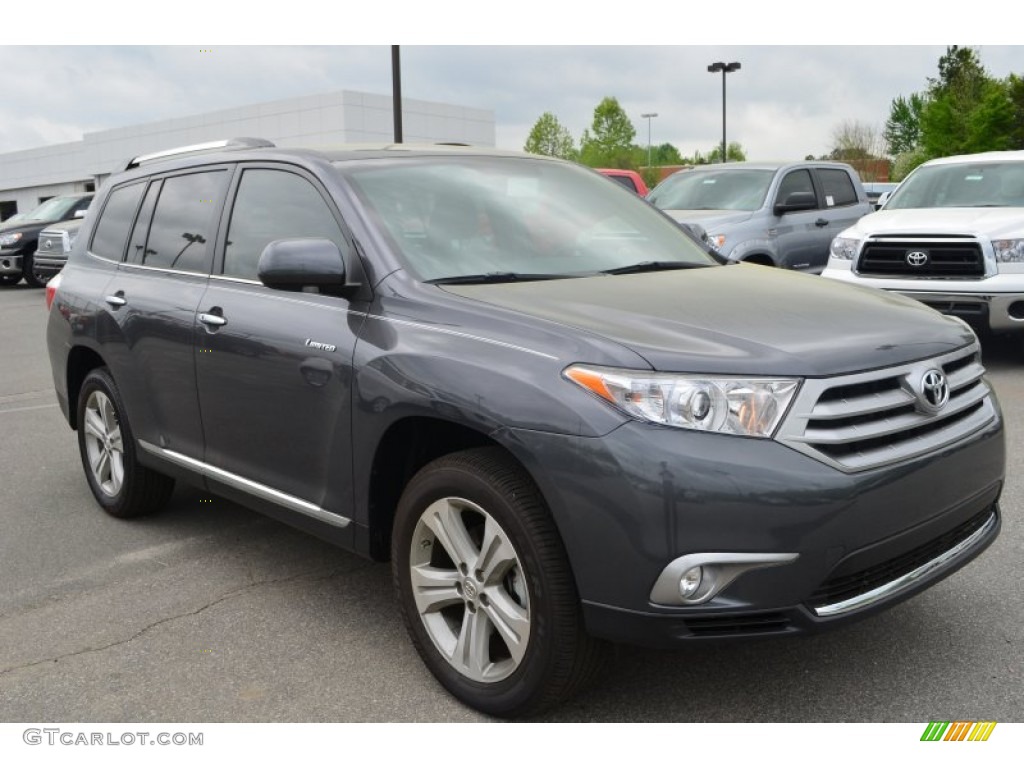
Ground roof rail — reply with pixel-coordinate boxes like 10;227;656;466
122;137;275;171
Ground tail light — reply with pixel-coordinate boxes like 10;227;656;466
45;271;63;311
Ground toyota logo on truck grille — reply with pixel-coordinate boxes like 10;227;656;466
906;250;929;266
919;369;950;412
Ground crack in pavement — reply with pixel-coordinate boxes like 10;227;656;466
0;561;375;677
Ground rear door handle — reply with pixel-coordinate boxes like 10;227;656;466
104;294;127;308
198;312;227;328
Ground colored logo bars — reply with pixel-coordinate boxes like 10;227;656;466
921;721;997;741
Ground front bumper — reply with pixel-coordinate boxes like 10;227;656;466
31;253;67;277
822;264;1024;333
504;395;1004;647
0;248;24;275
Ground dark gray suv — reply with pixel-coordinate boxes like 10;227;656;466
46;139;1004;717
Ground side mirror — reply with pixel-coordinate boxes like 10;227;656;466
74;209;87;219
875;191;892;210
773;191;817;215
258;238;347;290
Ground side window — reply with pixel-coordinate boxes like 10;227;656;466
126;181;162;265
817;169;858;207
89;183;145;261
141;171;228;273
223;169;345;281
775;169;816;208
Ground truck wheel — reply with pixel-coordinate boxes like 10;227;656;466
22;254;49;288
391;447;603;718
77;368;175;518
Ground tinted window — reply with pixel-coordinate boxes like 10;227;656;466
90;184;145;261
224;169;345;280
607;175;639;193
775;170;816;207
141;171;227;273
125;181;162;265
818;169;858;207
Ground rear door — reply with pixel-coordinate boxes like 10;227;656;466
194;164;366;522
96;168;229;462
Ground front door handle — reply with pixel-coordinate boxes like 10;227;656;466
814;218;829;227
104;294;127;308
198;312;227;328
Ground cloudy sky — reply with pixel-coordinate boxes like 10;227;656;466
5;7;1018;163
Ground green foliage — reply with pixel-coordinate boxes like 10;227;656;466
706;142;747;163
650;142;684;166
891;148;930;182
523;112;576;160
579;97;638;168
884;94;924;156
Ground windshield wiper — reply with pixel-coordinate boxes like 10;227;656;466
601;261;712;275
426;272;580;285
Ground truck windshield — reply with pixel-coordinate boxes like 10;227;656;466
24;197;80;222
340;156;718;282
886;161;1024;209
648;169;774;212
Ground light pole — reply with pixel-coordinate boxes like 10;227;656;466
641;112;658;170
707;61;740;163
391;45;403;143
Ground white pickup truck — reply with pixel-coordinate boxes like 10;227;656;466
822;150;1024;339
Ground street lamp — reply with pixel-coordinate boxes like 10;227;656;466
707;61;740;163
641;112;658;170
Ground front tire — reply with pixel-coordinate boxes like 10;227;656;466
77;368;175;518
0;274;21;286
23;253;49;288
392;447;602;718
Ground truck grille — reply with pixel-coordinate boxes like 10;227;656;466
856;236;985;278
775;345;996;472
35;228;71;258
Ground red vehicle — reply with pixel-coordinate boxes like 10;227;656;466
597;168;649;196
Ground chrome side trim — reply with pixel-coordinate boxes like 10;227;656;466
137;440;350;528
650;552;799;606
812;511;997;617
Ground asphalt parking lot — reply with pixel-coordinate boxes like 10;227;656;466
0;283;1021;723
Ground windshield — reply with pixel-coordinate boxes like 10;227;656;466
24;196;80;222
886;161;1024;209
339;156;717;282
648;168;774;212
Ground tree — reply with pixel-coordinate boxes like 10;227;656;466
706;142;746;163
578;97;637;168
884;94;924;156
830;120;884;161
650;142;684;166
523;112;576;160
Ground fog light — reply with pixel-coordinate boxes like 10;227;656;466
679;566;704;598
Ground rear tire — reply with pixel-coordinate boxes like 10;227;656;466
392;447;603;718
77;368;175;519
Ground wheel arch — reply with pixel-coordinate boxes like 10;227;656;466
65;345;108;429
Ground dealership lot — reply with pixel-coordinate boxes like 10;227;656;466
0;283;1021;722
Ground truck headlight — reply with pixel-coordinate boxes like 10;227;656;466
830;237;860;260
993;239;1024;263
565;365;799;438
0;232;24;247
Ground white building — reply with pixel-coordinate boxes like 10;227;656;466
0;90;495;221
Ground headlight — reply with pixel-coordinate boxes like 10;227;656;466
993;239;1024;263
707;234;727;249
830;237;859;260
0;231;24;247
565;365;800;438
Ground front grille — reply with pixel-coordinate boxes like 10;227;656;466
856;237;985;278
808;507;995;608
35;229;69;258
775;345;996;472
683;613;791;637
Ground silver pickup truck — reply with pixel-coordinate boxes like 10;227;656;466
648;161;874;273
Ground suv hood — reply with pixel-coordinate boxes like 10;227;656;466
848;207;1024;239
445;265;973;377
659;209;754;228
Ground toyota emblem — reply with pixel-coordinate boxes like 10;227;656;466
919;369;949;412
44;239;52;250
906;250;929;267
